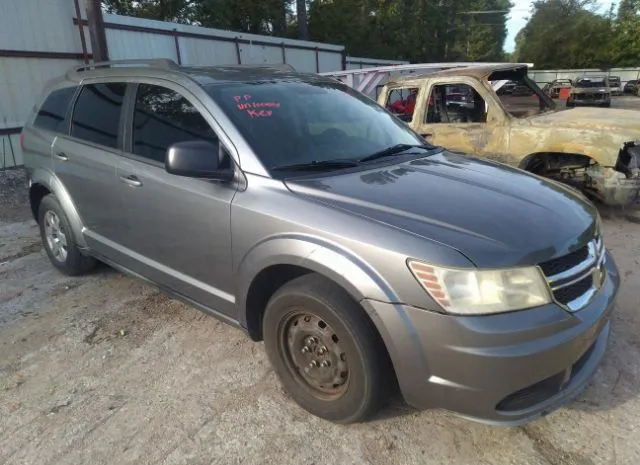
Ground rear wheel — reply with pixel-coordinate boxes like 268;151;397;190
38;194;96;276
263;274;390;423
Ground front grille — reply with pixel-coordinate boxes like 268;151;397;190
539;236;606;312
553;275;592;305
539;245;589;276
496;340;598;413
496;372;565;412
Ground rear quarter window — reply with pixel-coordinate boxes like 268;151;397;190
33;86;78;133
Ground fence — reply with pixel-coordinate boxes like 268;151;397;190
0;0;405;169
530;68;640;87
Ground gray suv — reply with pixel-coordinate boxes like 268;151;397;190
22;59;619;425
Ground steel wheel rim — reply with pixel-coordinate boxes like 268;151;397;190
279;310;350;400
44;210;68;262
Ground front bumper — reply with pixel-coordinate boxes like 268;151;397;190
586;165;640;206
363;252;619;426
569;96;610;106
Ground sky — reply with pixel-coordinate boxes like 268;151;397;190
504;0;616;52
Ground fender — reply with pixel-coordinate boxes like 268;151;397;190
236;234;400;317
235;233;400;328
235;233;433;397
29;167;88;249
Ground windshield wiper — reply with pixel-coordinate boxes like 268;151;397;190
358;144;434;163
271;159;360;172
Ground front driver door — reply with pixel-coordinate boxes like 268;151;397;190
417;81;507;160
116;82;238;317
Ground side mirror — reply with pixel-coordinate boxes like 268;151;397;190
165;140;234;181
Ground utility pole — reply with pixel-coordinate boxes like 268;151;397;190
84;0;109;62
297;0;309;40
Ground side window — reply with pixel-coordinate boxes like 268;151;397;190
425;84;486;124
385;87;419;122
71;83;126;149
132;84;219;164
33;86;78;133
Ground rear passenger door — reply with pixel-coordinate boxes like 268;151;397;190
53;82;127;257
116;82;238;317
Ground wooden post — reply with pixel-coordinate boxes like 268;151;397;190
84;0;109;62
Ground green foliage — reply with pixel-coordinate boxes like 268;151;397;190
102;0;514;62
611;0;640;66
307;0;512;62
514;0;640;69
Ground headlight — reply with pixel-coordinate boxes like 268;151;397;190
408;260;552;315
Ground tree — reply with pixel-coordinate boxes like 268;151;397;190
611;0;640;66
297;0;309;40
102;0;197;23
514;0;614;69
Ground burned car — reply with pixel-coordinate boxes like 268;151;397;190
567;76;611;108
378;64;640;205
544;79;573;98
608;76;622;96
623;79;638;94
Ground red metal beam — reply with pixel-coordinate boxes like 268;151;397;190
0;50;92;60
0;127;21;136
73;0;89;63
173;29;182;65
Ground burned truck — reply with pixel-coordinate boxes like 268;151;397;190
374;64;640;205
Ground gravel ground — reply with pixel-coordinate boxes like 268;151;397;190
2;168;640;465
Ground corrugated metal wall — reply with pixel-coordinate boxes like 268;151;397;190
530;68;640;86
0;0;89;168
0;0;405;169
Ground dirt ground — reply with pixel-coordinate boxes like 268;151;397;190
2;161;640;465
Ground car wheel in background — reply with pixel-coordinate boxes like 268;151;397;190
38;194;96;276
263;274;391;424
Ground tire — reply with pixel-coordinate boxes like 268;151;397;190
263;274;390;424
38;194;96;276
566;101;574;108
600;102;611;108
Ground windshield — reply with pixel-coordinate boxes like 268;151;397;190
575;78;607;88
206;80;425;171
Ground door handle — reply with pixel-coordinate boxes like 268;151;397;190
119;175;143;187
54;152;68;161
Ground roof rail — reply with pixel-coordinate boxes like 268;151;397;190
208;63;296;72
67;58;180;78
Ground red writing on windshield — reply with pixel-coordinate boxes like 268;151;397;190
247;109;272;118
233;94;252;103
236;101;281;111
233;94;279;117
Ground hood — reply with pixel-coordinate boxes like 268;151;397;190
285;151;598;268
527;107;640;133
571;87;608;94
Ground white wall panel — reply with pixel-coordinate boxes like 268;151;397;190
0;58;80;127
107;29;177;61
0;0;84;53
179;38;238;66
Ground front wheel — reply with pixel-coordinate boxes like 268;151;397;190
263;274;390;423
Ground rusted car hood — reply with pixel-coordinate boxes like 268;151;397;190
571;87;608;94
526;108;640;133
285;151;597;268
